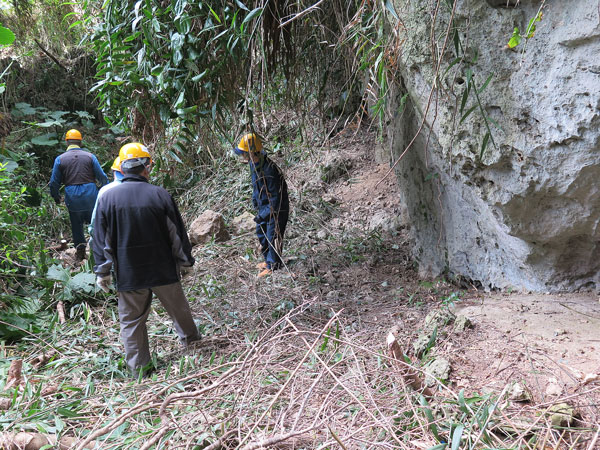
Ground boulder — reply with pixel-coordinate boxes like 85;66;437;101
424;357;451;387
549;403;576;427
509;382;532;403
368;210;401;232
231;211;256;235
188;210;230;245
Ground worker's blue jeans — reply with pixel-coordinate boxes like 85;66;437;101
256;210;288;270
68;208;93;248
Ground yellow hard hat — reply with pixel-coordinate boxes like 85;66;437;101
118;142;152;170
65;129;82;141
110;156;121;171
235;133;262;154
118;142;152;163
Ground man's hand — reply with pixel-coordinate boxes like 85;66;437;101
54;197;62;205
96;274;112;293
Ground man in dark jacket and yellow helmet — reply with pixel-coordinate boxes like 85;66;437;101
92;143;200;376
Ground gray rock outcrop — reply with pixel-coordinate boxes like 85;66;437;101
387;0;600;291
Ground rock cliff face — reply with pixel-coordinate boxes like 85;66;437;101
387;0;599;291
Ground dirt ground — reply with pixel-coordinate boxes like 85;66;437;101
454;293;600;395
294;127;600;422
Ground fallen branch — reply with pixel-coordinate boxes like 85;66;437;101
139;426;169;450
288;317;408;449
158;366;242;418
74;402;160;450
33;39;67;71
586;427;599;450
387;330;433;397
240;427;316;450
237;313;341;448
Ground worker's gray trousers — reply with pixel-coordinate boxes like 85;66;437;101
117;281;200;371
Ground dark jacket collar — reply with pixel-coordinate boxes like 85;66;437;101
122;174;149;183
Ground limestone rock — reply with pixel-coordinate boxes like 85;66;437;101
548;403;576;427
424;357;451;387
413;330;434;358
387;0;600;292
368;210;401;232
189;210;230;245
509;382;532;402
424;309;455;329
453;315;473;332
321;193;339;204
320;154;351;184
231;211;255;235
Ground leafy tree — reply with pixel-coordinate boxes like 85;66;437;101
84;0;397;176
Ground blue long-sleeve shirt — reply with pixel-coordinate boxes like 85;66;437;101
49;145;108;212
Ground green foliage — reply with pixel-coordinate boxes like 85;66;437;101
46;264;98;302
87;0;256;158
507;12;543;49
0;25;15;45
338;3;402;129
0;114;107;341
12;103;95;147
0;0;84;57
83;0;394;182
0;154;54;341
0;154;48;284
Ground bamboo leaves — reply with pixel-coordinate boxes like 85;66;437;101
88;0;257;158
243;7;263;24
449;29;498;160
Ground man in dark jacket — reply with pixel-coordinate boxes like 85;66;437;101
49;129;108;260
234;133;289;278
91;143;200;376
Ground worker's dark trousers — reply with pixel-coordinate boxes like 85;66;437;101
117;281;200;371
256;210;288;270
68;208;93;248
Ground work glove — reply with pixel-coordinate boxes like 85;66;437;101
177;263;192;278
54;197;61;205
253;215;261;224
96;274;112;293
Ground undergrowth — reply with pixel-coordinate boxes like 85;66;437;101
1;133;595;449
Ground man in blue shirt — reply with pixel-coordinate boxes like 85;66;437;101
49;129;108;260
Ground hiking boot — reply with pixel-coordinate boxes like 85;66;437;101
258;268;273;278
75;245;86;261
256;262;268;270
